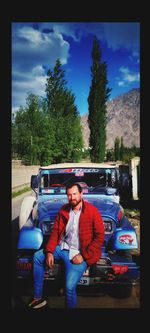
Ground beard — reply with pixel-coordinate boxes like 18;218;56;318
69;198;82;208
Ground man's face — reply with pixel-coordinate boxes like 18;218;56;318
67;185;82;208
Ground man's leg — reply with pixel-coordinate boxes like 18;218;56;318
33;249;46;299
65;262;87;308
29;246;87;309
28;249;46;308
28;246;61;308
59;249;87;308
33;246;62;298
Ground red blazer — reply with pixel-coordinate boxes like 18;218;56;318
45;200;104;266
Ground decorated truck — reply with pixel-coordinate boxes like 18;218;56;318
16;163;140;298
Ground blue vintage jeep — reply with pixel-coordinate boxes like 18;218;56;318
16;163;140;298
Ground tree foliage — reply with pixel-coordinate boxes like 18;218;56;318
45;59;83;163
114;137;120;161
12;59;83;165
12;94;55;165
88;37;111;162
105;136;140;163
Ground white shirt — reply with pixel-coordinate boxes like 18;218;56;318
60;207;81;260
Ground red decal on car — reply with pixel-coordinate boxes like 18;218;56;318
75;171;84;176
119;234;134;245
17;261;32;270
112;264;128;274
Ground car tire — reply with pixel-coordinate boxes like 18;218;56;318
19;195;36;229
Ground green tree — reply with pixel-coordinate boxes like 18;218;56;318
12;60;84;165
106;149;114;161
12;106;30;160
46;59;67;117
12;93;55;165
114;137;120;161
12;113;19;159
88;37;111;162
120;137;124;161
45;59;83;163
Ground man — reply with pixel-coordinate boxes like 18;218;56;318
28;182;104;309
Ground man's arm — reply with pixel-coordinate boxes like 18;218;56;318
46;252;54;268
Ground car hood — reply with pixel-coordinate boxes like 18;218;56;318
37;195;120;222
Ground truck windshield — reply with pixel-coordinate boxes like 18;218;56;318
39;167;119;195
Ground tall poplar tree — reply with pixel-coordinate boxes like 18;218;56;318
120;136;124;161
88;37;111;162
114;137;120;161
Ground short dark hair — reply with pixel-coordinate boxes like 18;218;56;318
66;182;82;194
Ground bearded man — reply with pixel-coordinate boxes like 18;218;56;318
28;182;104;309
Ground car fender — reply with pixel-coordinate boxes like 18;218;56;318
19;195;36;229
111;228;138;250
18;226;43;249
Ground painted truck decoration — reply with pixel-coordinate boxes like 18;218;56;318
16;163;140;297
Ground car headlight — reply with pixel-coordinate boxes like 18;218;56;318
104;221;112;233
103;218;115;234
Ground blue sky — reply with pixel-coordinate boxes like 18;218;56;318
12;22;140;116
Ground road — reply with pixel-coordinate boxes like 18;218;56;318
11;193;140;310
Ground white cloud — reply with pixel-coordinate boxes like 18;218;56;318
12;64;47;110
12;106;20;115
120;66;140;82
118;81;125;86
12;22;140;113
13;26;70;69
47;22;140;52
129;50;140;64
117;66;140;86
12;25;70;111
17;26;42;45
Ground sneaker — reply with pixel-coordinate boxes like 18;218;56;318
28;298;47;309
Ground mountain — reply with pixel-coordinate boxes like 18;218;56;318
80;88;140;149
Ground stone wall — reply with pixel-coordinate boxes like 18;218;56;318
12;160;40;192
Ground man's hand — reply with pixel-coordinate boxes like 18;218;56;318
72;253;84;264
46;252;54;268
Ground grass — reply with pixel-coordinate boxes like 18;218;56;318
124;208;140;215
12;186;31;198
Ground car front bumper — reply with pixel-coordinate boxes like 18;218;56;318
16;253;140;286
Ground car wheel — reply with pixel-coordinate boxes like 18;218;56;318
19;195;36;229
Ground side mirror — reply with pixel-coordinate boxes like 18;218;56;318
31;175;38;190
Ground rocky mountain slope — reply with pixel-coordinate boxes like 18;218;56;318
81;88;140;149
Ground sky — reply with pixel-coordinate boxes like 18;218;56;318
12;22;140;116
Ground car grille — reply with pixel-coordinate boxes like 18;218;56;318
96;256;111;266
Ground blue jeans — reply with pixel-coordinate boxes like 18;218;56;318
33;245;87;308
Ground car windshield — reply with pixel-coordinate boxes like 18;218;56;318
39;167;119;195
